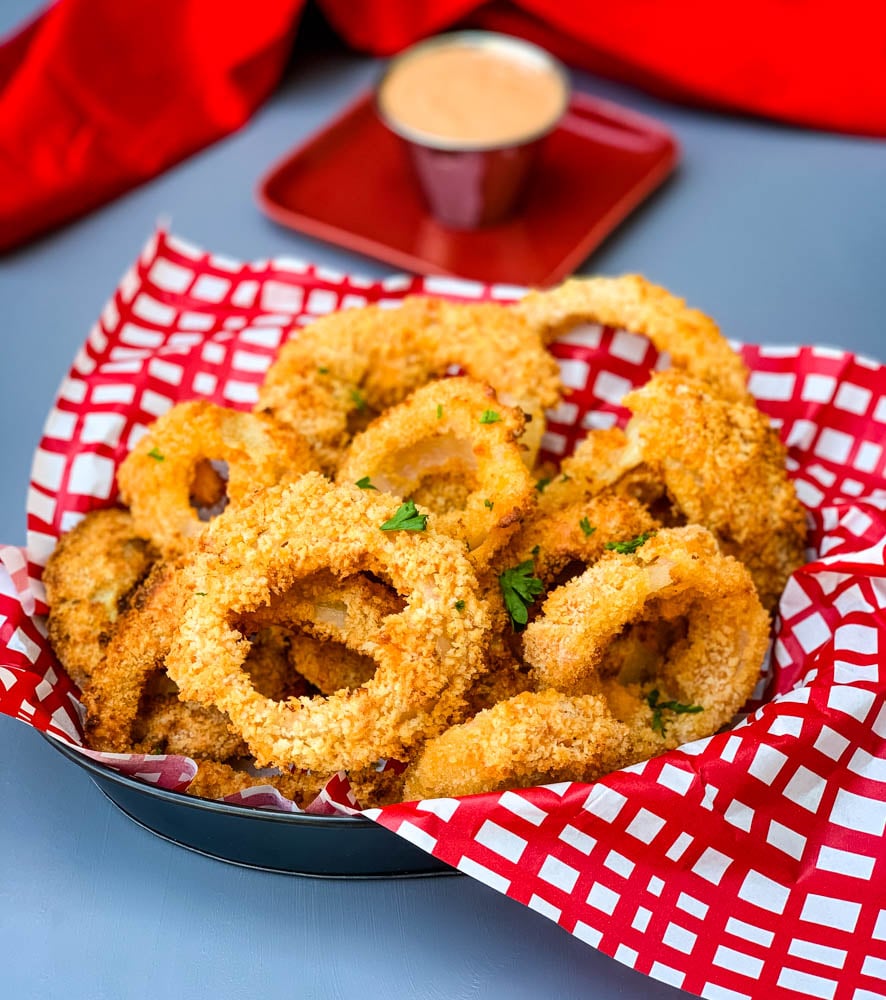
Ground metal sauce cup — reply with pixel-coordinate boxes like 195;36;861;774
376;32;570;229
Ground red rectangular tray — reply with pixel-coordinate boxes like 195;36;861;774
257;90;679;287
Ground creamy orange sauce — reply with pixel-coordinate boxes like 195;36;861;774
379;44;566;147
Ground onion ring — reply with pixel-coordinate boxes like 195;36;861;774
402;689;632;800
516;274;751;403
117;400;317;555
337;377;534;565
617;370;808;610
255;297;561;469
43;508;157;688
82;559;243;757
504;491;660;588
522;525;770;752
164;473;491;772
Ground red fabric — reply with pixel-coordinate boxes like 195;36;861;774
0;0;304;252
2;0;885;254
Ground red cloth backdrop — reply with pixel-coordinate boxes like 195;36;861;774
2;0;885;253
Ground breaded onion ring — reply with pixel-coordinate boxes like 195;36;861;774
164;474;491;772
44;509;157;688
82;560;243;757
117;400;316;555
186;760;327;807
523;526;770;751
256;297;561;469
516;274;751;403
617;371;808;610
337;378;534;565
402;690;632;800
536;427;664;516
504;491;659;587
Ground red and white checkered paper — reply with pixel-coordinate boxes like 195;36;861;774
3;229;886;1000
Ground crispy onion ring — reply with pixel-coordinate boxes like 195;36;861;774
618;371;807;610
117;400;317;555
337;377;534;565
504;491;660;587
516;274;751;403
82;560;243;757
522;526;770;752
186;760;328;807
43;509;158;689
164;473;491;772
403;690;632;800
255;297;561;470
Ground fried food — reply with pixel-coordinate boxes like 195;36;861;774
186;760;328;807
618;371;808;610
403;690;633;800
337;377;534;566
47;277;803;810
523;526;770;752
43;509;158;688
286;633;377;694
504;491;660;588
117;400;317;555
164;473;491;772
516;274;751;403
255;296;561;470
83;559;243;757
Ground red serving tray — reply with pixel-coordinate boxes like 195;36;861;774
257;91;679;287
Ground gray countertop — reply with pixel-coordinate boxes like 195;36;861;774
2;6;885;998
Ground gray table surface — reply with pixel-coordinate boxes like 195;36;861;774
2;5;885;999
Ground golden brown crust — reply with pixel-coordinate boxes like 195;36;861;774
516;274;751;403
337;377;534;567
44;509;158;688
403;690;633;800
256;297;561;470
621;371;808;610
523;526;770;753
164;474;491;772
117;400;317;555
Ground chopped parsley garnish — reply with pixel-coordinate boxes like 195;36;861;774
499;560;544;630
579;517;596;538
560;473;571;483
479;409;501;424
317;366;329;374
349;387;367;412
380;500;427;532
454;599;466;612
355;476;377;490
147;447;164;461
194;591;207;596
645;688;703;736
535;477;551;493
605;531;655;554
436;404;443;420
483;499;494;510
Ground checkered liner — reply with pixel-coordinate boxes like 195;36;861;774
2;229;885;1000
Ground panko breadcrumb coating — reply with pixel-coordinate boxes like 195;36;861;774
337;377;534;566
117;400;317;555
164;473;491;772
45;278;806;809
523;526;770;752
44;509;158;689
256;296;561;470
620;371;807;610
516;274;751;404
403;690;633;800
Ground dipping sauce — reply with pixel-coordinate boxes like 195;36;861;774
378;40;568;149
